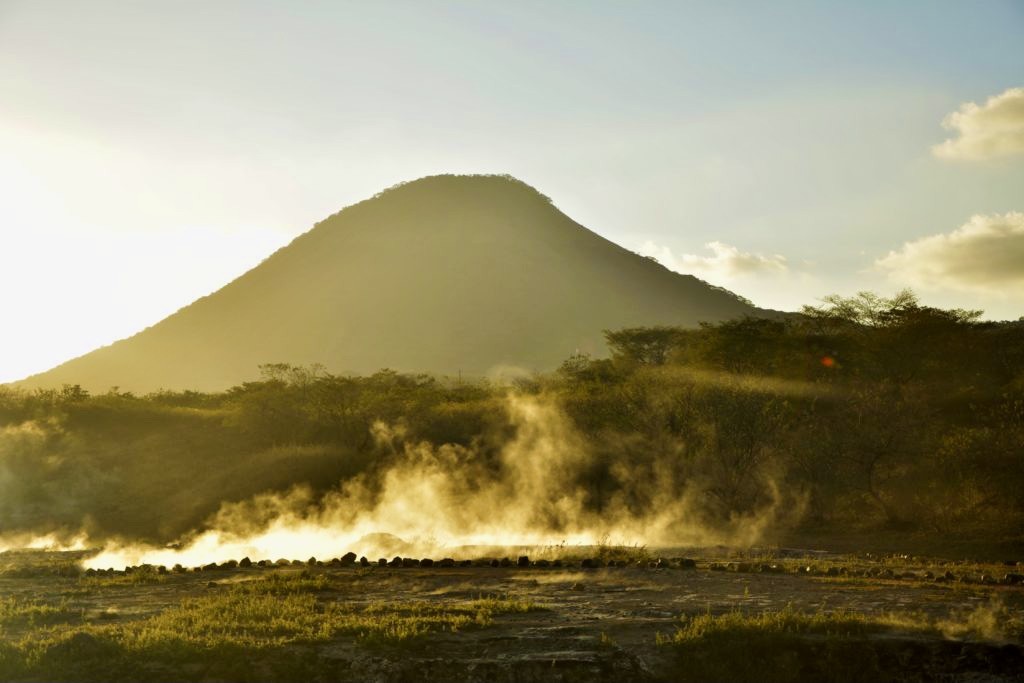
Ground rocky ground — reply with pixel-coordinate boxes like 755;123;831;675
1;548;1023;682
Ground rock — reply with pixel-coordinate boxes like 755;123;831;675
439;558;455;568
402;557;420;568
517;555;530;567
581;558;598;569
1003;573;1023;585
389;556;403;567
239;557;252;568
341;551;358;564
499;558;512;567
202;562;218;572
489;559;500;567
291;559;304;566
378;558;388;567
220;560;238;570
329;558;342;567
359;556;370;567
420;558;434;568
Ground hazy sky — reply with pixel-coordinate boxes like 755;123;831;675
2;1;1023;383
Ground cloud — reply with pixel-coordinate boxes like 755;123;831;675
639;240;788;279
932;87;1024;160
875;212;1024;293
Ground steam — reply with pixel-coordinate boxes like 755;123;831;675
938;596;1020;643
81;395;796;569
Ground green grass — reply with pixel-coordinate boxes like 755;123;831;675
0;574;543;682
657;604;1022;683
0;596;82;628
661;605;927;645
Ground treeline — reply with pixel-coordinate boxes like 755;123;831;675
560;291;1023;535
0;291;1021;545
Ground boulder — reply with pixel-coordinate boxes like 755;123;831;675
517;556;530;567
239;557;252;568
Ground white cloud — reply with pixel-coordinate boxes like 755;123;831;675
875;212;1024;294
639;240;788;279
932;87;1024;160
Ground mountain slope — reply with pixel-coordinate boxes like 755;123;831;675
19;175;764;392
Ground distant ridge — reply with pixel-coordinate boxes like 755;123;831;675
17;174;768;392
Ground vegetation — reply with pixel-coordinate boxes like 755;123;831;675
658;603;1023;683
0;291;1021;549
0;572;540;681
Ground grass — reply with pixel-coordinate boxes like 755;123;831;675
660;605;927;645
658;604;1022;683
0;596;82;628
0;573;543;682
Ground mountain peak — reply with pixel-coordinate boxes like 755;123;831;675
17;176;762;392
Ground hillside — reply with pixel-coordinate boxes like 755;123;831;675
17;175;762;392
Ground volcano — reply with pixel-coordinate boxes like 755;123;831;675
18;175;764;392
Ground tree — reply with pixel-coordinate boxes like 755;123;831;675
604;326;685;365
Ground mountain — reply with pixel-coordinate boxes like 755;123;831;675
17;175;765;392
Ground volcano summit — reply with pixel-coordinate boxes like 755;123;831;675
20;175;761;392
